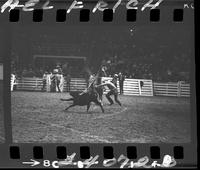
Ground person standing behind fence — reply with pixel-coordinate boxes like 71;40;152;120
118;72;125;94
46;72;52;92
50;69;57;92
59;73;64;92
55;70;64;93
41;71;48;91
55;73;61;93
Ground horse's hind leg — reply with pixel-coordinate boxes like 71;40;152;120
87;103;91;112
65;104;76;111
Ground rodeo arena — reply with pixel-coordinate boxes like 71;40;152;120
10;25;191;143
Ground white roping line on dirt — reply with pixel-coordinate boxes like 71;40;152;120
93;107;128;120
50;123;110;142
17;115;110;143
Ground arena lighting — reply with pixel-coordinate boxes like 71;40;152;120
0;0;164;13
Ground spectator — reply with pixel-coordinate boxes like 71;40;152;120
118;72;125;94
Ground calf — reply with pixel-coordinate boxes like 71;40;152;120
60;91;104;113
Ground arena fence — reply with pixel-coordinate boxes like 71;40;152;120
153;82;190;97
14;77;87;92
12;77;190;97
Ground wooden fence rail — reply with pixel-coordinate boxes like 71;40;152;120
15;77;87;92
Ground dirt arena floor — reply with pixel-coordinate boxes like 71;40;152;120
0;81;4;142
11;91;191;143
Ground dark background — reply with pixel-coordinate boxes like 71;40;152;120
10;23;192;82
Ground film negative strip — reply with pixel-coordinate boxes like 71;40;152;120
0;0;197;168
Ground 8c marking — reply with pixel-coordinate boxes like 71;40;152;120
43;160;59;168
